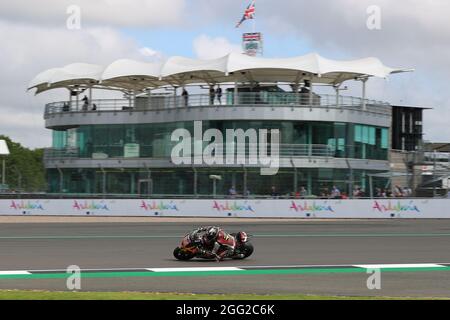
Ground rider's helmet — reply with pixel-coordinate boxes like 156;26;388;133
205;226;219;241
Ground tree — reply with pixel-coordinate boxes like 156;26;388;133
0;135;46;192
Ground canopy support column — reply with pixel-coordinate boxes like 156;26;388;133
334;84;341;109
308;76;313;106
147;88;152;109
361;78;368;111
234;82;238;105
88;87;92;109
174;86;178;108
68;89;73;110
128;91;132;109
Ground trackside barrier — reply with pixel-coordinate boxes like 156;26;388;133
0;199;449;219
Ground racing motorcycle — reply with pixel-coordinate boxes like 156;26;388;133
173;231;254;261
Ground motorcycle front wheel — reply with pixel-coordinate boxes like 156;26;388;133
173;247;195;260
233;242;254;259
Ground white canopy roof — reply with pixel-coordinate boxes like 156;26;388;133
0;140;10;156
29;63;103;94
28;53;411;94
100;59;164;91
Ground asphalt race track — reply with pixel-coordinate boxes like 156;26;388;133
1;219;450;297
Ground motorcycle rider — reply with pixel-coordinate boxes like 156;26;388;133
190;226;244;261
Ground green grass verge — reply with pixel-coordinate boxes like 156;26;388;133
0;290;448;300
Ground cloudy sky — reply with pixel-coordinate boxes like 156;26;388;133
0;0;449;148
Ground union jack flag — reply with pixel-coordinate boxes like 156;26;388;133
236;1;256;28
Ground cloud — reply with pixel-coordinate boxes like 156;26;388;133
193;35;242;60
139;47;164;61
0;0;186;28
1;0;450;146
0;20;161;148
257;0;450;141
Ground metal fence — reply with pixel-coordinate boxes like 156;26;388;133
45;92;391;116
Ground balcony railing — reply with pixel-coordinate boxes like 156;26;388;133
44;144;339;161
44;147;80;161
43;144;388;162
44;92;391;117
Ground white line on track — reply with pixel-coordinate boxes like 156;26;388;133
353;263;445;269
1;263;449;275
0;271;31;275
147;267;244;272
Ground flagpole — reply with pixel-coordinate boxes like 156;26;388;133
253;0;256;33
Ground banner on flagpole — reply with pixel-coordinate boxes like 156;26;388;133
242;32;263;56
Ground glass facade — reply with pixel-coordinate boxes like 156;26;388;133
52;121;389;161
47;167;387;197
47;120;390;196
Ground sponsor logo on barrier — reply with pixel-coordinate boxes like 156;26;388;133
290;201;334;213
73;200;109;211
372;201;420;213
10;200;44;210
140;200;179;211
212;201;255;212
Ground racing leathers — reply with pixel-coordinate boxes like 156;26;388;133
189;226;237;261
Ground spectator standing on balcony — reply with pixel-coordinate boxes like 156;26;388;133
209;86;216;105
216;85;223;104
331;186;341;199
228;185;237;198
394;185;402;197
375;187;382;198
82;95;89;111
300;186;308;198
271;186;279;198
353;187;363;198
182;88;189;107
